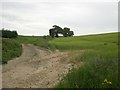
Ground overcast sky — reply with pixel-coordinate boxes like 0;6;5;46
0;0;119;36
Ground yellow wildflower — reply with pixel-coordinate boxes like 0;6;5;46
104;79;107;83
108;81;112;85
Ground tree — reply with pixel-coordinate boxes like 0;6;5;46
53;25;63;37
68;31;74;36
49;25;74;38
1;28;18;38
63;27;70;37
49;29;55;38
53;25;63;31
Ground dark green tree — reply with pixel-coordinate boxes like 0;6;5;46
1;28;18;38
53;25;63;38
63;27;70;37
68;31;74;36
49;25;74;38
49;29;55;38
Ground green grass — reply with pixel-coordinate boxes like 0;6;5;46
16;36;55;50
1;32;119;88
49;32;118;50
2;38;22;64
49;32;119;88
2;36;55;64
0;39;2;64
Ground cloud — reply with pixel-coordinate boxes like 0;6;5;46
0;0;118;36
1;0;119;3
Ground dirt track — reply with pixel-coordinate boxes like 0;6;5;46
2;44;76;88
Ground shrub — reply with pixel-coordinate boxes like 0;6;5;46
0;28;18;38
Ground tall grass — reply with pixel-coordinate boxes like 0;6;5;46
0;39;2;64
2;38;22;64
50;32;119;88
16;36;55;50
2;36;55;64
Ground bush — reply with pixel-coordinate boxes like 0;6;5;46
0;28;18;38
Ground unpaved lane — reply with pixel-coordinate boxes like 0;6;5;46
2;44;75;88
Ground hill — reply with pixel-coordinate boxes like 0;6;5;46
2;32;119;88
49;32;119;88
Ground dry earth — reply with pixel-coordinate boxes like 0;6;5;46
2;44;78;88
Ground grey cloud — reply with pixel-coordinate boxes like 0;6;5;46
0;1;118;36
2;2;36;11
53;2;117;29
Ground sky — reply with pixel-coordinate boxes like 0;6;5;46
0;0;119;36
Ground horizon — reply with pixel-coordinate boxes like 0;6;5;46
17;31;118;37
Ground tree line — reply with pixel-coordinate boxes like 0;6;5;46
49;25;74;38
0;28;18;38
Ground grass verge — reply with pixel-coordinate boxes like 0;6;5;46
16;36;55;50
2;38;22;64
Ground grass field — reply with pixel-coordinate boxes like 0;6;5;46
49;33;119;50
49;32;119;88
2;32;119;88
